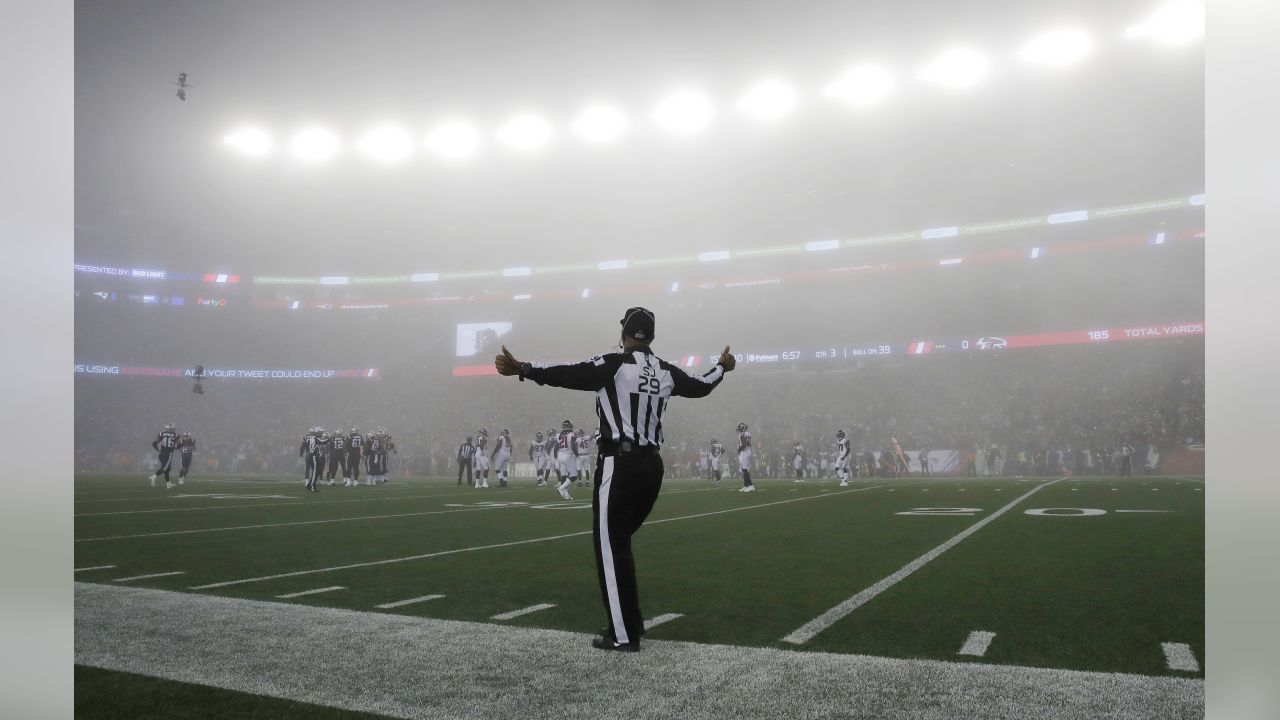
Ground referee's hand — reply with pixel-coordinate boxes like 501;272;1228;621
495;346;522;376
718;346;736;371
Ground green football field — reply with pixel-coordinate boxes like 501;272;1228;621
73;472;1204;719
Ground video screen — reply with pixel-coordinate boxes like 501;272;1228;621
455;322;512;358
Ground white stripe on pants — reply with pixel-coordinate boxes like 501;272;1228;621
597;456;628;645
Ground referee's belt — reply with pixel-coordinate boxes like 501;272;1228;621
602;439;659;456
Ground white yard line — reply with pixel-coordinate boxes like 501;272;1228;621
191;485;884;590
76;505;515;543
644;613;684;630
74;565;116;572
76;485;715;516
781;478;1063;645
491;603;556;621
1161;643;1200;672
113;571;184;582
375;594;445;610
958;631;997;657
75;582;1205;720
276;586;346;599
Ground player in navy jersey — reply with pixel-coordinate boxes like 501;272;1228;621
347;427;364;486
149;424;179;489
176;431;196;484
328;429;348;486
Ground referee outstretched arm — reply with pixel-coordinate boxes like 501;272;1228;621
495;306;735;652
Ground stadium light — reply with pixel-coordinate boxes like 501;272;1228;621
495;114;553;153
1018;28;1093;67
356;125;413;163
290;127;340;163
805;240;840;252
1126;1;1204;44
222;128;273;157
425;121;482;160
917;47;990;91
737;78;798;123
823;64;895;108
572;104;629;145
651;89;713;136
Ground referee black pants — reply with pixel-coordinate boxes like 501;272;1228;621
592;451;663;647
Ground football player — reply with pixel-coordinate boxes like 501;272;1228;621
792;441;806;481
491;428;513;487
709;437;725;484
736;422;755;492
347;427;364;486
148;424;179;489
473;427;491;488
328;425;348;486
530;431;548;486
575;428;593;487
835;430;851;486
555;419;577;500
176;431;196;484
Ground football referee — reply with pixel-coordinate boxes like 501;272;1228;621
495;306;736;652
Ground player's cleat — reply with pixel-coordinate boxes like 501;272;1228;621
178;478;184;485
558;486;573;501
149;475;156;487
165;481;174;490
839;481;849;487
739;485;756;493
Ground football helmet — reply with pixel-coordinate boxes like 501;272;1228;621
478;427;488;436
164;423;174;431
736;422;748;433
836;429;846;439
535;432;544;441
350;427;359;434
501;428;509;436
562;419;574;431
711;437;718;444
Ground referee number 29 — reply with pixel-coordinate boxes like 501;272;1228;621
637;365;661;395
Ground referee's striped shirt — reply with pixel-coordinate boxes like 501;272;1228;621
524;348;726;449
457;441;475;460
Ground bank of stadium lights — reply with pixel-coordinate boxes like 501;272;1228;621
651;89;713;136
1126;1;1204;45
823;64;895;108
425;121;482;160
222;128;273;157
356;125;413;163
917;47;990;91
495;114;554;153
736;79;798;123
1018;28;1093;68
289;127;340;163
572;104;629;145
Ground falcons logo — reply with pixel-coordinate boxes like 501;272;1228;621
976;337;1008;350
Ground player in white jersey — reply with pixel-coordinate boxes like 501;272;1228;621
491;428;513;487
835;429;852;486
575;428;595;486
736;422;755;492
473;427;491;488
530;432;549;486
698;449;710;480
709;437;726;484
792;441;806;481
554;419;578;500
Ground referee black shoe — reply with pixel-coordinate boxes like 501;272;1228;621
591;635;639;652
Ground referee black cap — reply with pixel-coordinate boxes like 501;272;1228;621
620;306;656;342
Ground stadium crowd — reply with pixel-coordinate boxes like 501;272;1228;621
74;337;1203;478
